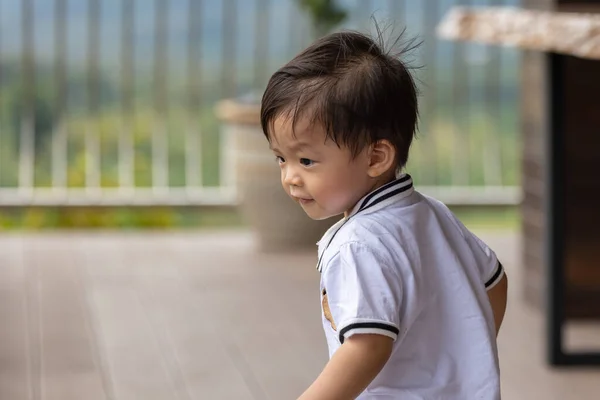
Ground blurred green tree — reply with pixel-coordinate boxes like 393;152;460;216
297;0;348;39
1;83;56;155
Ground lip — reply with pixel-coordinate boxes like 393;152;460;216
298;198;314;205
292;195;314;204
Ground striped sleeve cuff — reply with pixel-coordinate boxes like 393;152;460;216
338;321;400;344
485;261;505;290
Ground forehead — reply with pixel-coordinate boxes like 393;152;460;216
269;114;326;149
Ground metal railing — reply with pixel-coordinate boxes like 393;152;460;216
0;0;521;206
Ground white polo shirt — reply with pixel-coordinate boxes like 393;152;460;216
317;174;503;399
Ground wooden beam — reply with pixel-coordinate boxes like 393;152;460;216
437;6;600;60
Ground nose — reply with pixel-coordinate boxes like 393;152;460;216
282;165;302;187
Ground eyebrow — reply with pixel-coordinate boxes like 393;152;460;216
269;142;312;152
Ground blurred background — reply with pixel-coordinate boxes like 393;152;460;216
1;1;599;399
0;0;520;229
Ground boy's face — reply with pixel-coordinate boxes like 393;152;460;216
269;115;373;220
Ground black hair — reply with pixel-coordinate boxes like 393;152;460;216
260;26;420;168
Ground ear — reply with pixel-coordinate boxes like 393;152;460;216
367;140;396;178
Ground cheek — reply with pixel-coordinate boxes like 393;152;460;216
314;173;356;204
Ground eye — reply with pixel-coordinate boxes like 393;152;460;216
300;158;314;167
275;156;285;164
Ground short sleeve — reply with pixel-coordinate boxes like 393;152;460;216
442;207;505;291
322;241;403;344
468;232;505;291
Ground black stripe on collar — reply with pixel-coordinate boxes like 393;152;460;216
352;174;413;216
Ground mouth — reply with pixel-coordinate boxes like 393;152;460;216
292;196;314;205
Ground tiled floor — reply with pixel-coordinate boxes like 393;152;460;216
0;230;598;399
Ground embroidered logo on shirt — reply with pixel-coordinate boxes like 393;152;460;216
322;289;337;331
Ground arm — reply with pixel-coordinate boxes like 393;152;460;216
464;227;508;336
487;273;508;336
311;242;403;399
298;334;393;400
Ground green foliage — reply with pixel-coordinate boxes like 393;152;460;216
50;106;221;189
297;0;348;38
450;206;519;231
0;83;57;154
0;207;244;230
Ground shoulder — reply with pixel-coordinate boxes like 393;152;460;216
345;209;406;240
418;192;467;234
344;210;417;255
320;217;413;277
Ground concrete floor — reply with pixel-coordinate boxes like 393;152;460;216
0;230;598;399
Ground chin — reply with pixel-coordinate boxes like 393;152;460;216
302;209;341;221
296;199;344;221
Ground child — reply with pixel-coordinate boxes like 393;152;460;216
260;29;508;400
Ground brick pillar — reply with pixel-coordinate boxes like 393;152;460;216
520;0;554;310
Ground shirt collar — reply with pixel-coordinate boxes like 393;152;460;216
345;173;414;219
316;174;414;272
